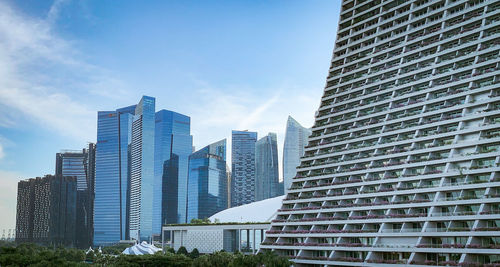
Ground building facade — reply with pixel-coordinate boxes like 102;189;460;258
231;130;258;207
255;133;282;201
262;0;500;265
16;175;77;247
282;116;311;194
153;109;192;231
129;96;156;242
55;144;95;248
186;139;228;222
94;104;137;246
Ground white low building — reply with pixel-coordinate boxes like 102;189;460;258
162;195;284;254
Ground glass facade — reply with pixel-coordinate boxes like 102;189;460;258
186;139;228;222
55;146;95;248
153;109;192;230
255;133;282;201
230;130;257;207
282;116;310;194
94;105;135;246
129;96;156;242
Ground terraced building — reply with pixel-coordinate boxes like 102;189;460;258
261;0;500;266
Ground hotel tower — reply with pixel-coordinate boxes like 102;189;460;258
262;0;500;266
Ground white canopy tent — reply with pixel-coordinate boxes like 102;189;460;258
122;241;162;255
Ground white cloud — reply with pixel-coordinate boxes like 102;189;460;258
0;170;21;231
0;143;4;159
0;0;129;142
47;0;70;24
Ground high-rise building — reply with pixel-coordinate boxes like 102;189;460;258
186;139;228;222
55;144;95;248
226;164;232;208
231;130;257;207
153;109;192;232
129;96;156;242
94;103;136;246
16;175;77;247
262;0;500;265
282;116;311;194
255;133;282;201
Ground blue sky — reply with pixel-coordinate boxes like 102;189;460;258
0;0;339;230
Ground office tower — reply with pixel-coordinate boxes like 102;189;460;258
86;143;96;245
55;144;95;248
153;110;192;231
262;0;500;265
16;175;77;247
255;133;282;201
129;96;155;242
231;130;257;207
94;103;136;246
186;139;228;222
283;116;311;194
226;164;232;208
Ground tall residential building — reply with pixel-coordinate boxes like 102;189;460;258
153;110;192;232
16;175;77;247
94;103;136;246
282;116;311;194
231;130;258;207
55;144;95;248
255;133;282;201
186;139;228;222
262;0;500;266
129;96;156;242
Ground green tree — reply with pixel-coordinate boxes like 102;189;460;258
177;246;188;255
189;248;200;259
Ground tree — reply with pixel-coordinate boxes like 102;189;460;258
177;246;188;255
189;248;200;259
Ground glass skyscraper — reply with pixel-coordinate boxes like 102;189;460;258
231;130;257;207
153;109;192;230
129;96;156;242
186;139;228;222
282;116;311;194
255;133;282;201
94;104;135;246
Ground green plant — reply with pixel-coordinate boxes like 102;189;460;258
177;246;188;256
189;248;200;259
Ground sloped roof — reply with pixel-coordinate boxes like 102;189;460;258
209;195;285;223
122;241;162;255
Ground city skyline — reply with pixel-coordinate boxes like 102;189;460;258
0;0;339;231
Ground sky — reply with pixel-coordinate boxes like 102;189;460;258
0;0;340;231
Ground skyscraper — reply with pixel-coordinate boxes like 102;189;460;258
186;139;228;222
262;0;500;265
94;103;136;246
129;96;156;242
55;144;95;248
231;130;257;207
255;133;282;201
282;116;311;194
153;109;192;231
16;175;77;247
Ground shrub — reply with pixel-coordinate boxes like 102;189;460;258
190;248;200;259
177;246;188;255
